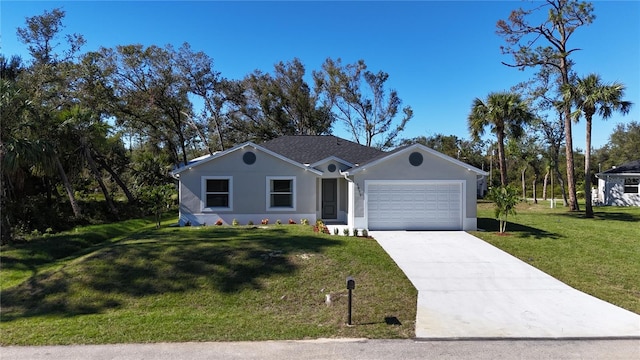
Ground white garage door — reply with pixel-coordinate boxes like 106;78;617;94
367;182;463;230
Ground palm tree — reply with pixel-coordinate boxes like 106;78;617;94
468;92;535;186
564;74;632;218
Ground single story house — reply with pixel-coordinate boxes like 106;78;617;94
595;160;640;206
171;135;488;231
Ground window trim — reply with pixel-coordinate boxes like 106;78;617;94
266;176;296;211
202;176;233;211
623;177;639;194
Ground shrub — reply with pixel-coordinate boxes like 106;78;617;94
343;228;349;236
232;219;239;226
489;185;519;233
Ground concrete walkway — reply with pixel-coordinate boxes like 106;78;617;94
371;231;640;339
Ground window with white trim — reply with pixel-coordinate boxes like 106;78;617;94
202;176;232;210
267;176;296;210
624;178;639;194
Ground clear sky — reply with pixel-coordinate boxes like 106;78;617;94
2;1;638;151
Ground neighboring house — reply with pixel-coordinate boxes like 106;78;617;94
171;135;488;231
595;160;640;206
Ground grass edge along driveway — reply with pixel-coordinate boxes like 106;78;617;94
471;201;640;315
0;222;417;345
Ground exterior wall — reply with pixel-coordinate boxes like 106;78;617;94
178;147;318;225
597;176;640;206
350;148;479;230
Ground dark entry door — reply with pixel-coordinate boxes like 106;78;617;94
322;179;338;219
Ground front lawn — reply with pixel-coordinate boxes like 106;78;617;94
471;201;640;314
0;221;417;345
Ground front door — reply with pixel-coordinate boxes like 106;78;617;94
322;179;338;219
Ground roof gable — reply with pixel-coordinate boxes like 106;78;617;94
260;135;384;165
346;143;488;176
171;141;323;177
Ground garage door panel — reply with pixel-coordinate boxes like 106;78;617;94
367;182;462;230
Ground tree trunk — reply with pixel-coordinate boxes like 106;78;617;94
94;155;136;203
85;146;118;216
533;174;538;204
542;170;549;200
561;58;579;211
497;133;508;186
555;167;569;207
521;167;526;200
55;155;82;217
584;118;594;218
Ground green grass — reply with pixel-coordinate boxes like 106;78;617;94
471;201;640;314
0;222;417;345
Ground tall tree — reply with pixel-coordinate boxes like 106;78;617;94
497;0;595;211
564;74;632;217
313;58;412;149
514;63;574;206
15;7;85;217
95;44;195;167
231;59;333;142
468;92;535;186
174;43;224;152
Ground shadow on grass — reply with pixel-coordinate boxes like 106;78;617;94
0;219;152;274
0;226;340;321
476;218;561;240
556;210;640;222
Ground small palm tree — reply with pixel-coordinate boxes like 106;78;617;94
468;92;535;186
564;74;632;218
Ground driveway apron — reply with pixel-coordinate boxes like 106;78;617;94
371;231;640;339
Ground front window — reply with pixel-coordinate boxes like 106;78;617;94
624;178;639;194
203;177;232;210
267;176;296;210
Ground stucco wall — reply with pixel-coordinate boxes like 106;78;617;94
598;176;640;206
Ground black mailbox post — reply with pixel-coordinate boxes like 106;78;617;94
346;276;355;325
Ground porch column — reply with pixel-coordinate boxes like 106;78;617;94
347;180;355;229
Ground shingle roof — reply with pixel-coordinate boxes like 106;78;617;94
600;160;640;174
260;135;385;165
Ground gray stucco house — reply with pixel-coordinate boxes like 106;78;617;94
171;135;487;231
595;160;640;206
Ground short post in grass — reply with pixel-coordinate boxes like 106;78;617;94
346;276;355;325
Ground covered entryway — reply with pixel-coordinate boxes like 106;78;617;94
366;181;463;230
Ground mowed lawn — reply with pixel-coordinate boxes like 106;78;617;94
471;201;640;315
0;221;417;345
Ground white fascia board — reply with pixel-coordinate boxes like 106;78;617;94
347;143;488;176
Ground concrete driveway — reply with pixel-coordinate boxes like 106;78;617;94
371;231;640;339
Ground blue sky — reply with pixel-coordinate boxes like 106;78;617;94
2;1;638;150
